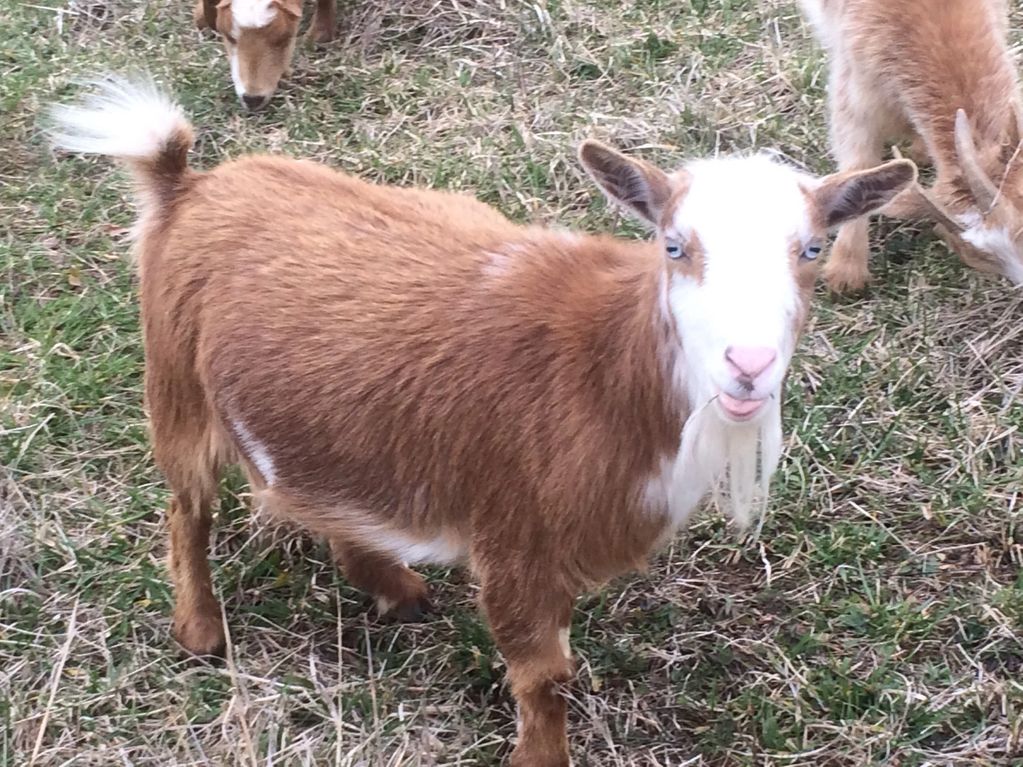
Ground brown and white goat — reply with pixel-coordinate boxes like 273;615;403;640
799;0;1023;291
194;0;336;110
49;76;914;765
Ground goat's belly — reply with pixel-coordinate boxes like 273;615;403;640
258;482;471;566
227;408;473;565
351;524;468;566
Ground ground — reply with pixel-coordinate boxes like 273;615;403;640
2;0;1023;765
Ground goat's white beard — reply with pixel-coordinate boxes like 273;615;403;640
670;394;783;531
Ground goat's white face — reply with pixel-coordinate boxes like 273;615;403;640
578;142;918;424
666;156;817;423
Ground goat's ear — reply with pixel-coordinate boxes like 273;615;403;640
274;0;303;17
814;159;918;229
578;140;673;227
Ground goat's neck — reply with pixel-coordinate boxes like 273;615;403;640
559;238;687;451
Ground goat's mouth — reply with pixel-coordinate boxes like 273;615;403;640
716;391;768;422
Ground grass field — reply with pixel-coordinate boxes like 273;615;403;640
3;0;1023;764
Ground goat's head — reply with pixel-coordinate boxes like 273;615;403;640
579;141;916;424
199;0;302;111
909;109;1023;284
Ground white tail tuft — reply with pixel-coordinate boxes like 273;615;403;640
48;74;189;162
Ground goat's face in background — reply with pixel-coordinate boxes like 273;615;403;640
579;141;917;424
198;0;301;111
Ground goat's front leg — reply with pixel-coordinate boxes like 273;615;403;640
481;567;575;766
823;77;885;294
310;0;336;43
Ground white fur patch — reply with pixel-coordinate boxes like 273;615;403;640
231;0;278;29
674;400;782;529
670;155;806;370
642;449;707;528
669;155;808;401
228;51;245;98
797;0;839;49
558;627;571;660
960;221;1023;285
359;527;466;566
642;400;782;531
231;417;277;486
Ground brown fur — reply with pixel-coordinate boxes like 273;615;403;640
801;0;1023;290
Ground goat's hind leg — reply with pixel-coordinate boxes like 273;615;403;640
153;417;227;657
147;355;228;657
193;0;209;29
260;492;434;621
329;538;432;621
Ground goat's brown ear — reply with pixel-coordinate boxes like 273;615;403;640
578;140;673;227
815;159;918;229
274;0;303;18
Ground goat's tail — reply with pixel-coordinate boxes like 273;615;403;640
48;74;195;208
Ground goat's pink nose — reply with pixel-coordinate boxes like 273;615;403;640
725;346;777;381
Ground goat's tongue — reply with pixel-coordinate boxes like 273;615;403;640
718;392;764;418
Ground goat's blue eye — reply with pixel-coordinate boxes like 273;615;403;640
802;243;823;261
665;238;685;260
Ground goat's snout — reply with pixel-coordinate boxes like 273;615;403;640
241;94;270;112
724;345;777;386
717;345;778;422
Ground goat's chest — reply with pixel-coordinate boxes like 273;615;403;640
639;450;714;536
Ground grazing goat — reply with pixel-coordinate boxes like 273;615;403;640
194;0;336;110
48;76;914;765
799;0;1023;292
